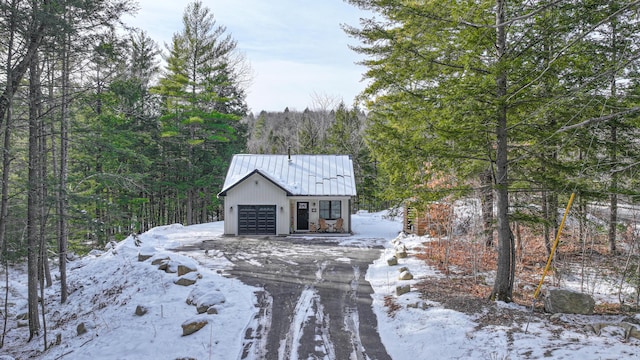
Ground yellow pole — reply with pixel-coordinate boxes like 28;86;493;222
533;192;576;300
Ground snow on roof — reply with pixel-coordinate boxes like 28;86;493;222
219;154;357;197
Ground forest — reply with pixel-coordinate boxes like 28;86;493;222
3;0;640;346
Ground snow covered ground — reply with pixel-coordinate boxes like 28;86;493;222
1;210;639;359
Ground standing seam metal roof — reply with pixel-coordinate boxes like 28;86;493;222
219;154;357;196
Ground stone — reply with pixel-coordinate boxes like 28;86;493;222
543;288;595;315
135;305;148;316
407;301;429;310
151;256;171;266
138;253;153;262
138;246;156;262
396;284;410;296
178;264;197;276
181;317;209;336
395;244;408;258
157;260;170;271
164;260;179;273
194;291;226;314
206;307;218;315
175;275;197;286
399;270;413;280
398;266;409;273
77;322;87;336
387;256;398;266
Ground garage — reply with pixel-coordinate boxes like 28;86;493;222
237;205;276;235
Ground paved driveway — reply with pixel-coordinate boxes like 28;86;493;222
176;236;391;360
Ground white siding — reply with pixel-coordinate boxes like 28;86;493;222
223;173;290;235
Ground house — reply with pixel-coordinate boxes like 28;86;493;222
218;154;357;236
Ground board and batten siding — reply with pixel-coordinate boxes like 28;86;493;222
223;172;290;236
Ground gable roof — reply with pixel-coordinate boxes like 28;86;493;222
218;154;357;197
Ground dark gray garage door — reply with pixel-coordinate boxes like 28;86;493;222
238;205;276;235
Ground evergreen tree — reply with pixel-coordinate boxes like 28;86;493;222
154;0;248;225
345;0;640;301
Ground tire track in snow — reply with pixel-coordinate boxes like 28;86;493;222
279;260;335;360
344;265;370;360
240;290;272;359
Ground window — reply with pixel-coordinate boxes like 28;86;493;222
319;200;341;220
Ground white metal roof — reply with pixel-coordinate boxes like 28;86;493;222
219;154;357;197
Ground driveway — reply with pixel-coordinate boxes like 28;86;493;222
175;235;392;360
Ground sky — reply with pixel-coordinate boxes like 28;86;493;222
122;0;372;113
6;208;640;359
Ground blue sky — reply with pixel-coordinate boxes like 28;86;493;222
123;0;370;113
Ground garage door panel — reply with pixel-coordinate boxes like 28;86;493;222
238;205;276;235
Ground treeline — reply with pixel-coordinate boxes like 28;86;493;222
244;104;383;211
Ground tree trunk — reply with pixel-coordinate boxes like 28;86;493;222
480;168;494;247
491;0;515;303
609;125;618;253
57;20;70;304
28;52;41;343
1;0;19;346
608;17;619;254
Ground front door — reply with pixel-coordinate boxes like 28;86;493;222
297;202;309;231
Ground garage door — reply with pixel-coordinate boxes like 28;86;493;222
238;205;276;235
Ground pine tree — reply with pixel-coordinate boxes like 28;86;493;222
346;0;640;301
154;0;248;224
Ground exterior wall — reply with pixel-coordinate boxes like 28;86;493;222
222;173;290;235
290;196;353;233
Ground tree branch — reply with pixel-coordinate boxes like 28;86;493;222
555;107;640;133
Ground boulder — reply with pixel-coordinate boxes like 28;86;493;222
386;256;398;266
399;270;413;280
164;260;179;273
181;317;209;336
138;246;156;262
194;290;226;314
135;305;148;316
151;256;171;266
186;283;220;305
178;264;197;276
396;284;410;296
157;259;171;271
77;322;87;336
395;244;408;258
543;288;595;315
175;272;199;286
